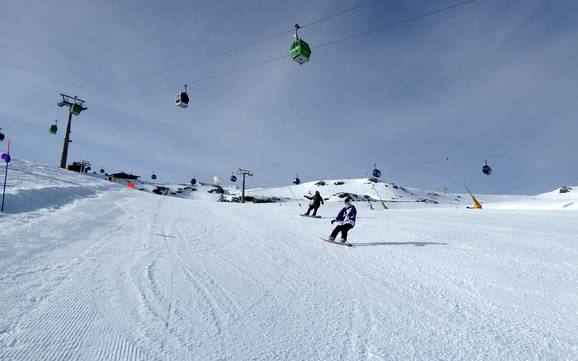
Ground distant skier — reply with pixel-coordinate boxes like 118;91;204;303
304;191;324;216
329;196;357;243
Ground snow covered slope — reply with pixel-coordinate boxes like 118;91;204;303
0;159;115;214
1;160;577;360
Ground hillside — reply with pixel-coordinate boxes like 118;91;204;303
247;178;456;205
85;169;578;210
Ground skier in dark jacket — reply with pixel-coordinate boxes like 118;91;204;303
329;196;357;243
304;191;324;216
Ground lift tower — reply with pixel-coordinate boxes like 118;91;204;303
57;94;87;169
235;168;254;203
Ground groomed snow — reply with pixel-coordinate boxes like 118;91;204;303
0;160;577;360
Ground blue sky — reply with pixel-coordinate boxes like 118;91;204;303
1;0;577;194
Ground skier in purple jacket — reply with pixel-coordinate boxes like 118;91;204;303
329;196;357;243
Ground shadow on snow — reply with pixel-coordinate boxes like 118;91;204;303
352;241;448;247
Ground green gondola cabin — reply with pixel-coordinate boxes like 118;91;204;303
290;39;311;65
290;24;311;65
49;124;58;134
71;103;84;115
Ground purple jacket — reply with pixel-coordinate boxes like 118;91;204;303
335;205;357;226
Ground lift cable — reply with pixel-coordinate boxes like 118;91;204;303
97;0;478;106
84;0;381;96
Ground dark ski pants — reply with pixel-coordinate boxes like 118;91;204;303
330;224;354;241
305;205;320;216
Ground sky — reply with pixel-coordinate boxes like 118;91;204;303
1;0;577;195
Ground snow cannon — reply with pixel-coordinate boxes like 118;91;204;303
471;195;483;209
445;157;482;210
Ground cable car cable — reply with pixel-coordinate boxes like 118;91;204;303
302;0;380;28
25;0;477;130
84;0;381;96
313;0;477;51
99;55;289;105
95;0;478;106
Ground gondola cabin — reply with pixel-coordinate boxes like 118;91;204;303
0;129;4;142
151;173;157;180
190;178;197;185
70;103;85;116
290;24;311;65
482;161;492;175
372;164;381;178
176;85;189;108
230;175;237;182
49;123;58;134
292;177;301;185
290;40;311;64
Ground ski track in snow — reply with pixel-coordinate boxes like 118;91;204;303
1;185;577;360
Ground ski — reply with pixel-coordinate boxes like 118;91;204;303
320;238;353;247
